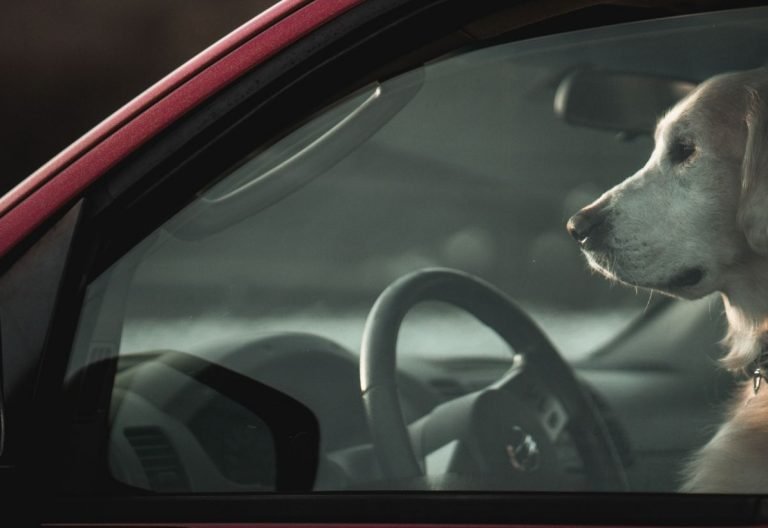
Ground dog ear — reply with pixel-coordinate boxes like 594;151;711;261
738;85;768;256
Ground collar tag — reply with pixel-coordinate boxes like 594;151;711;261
749;346;768;396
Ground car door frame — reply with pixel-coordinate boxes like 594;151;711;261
4;0;768;526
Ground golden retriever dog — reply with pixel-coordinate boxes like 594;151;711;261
567;67;768;493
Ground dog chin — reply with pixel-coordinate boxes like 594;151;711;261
618;271;710;300
585;252;711;298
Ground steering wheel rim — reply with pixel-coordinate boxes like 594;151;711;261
359;267;627;490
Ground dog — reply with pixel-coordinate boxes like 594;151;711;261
566;67;768;493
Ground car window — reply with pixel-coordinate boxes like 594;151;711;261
66;7;768;494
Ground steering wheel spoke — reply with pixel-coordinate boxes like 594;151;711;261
494;365;570;443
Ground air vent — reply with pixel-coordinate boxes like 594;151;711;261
124;426;190;492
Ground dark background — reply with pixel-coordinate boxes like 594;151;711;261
0;0;276;195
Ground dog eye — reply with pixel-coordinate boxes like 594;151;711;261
668;139;696;165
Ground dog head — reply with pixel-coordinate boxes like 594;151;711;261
567;68;768;300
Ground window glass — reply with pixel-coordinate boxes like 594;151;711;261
67;7;768;494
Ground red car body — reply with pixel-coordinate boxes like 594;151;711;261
0;0;360;257
3;1;768;526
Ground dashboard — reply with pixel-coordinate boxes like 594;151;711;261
107;295;733;495
107;331;628;493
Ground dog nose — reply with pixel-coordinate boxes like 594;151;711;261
567;203;610;245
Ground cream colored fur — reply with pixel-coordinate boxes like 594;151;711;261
572;67;768;492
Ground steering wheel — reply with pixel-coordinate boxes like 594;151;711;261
359;268;628;491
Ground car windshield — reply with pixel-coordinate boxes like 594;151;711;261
67;6;768;495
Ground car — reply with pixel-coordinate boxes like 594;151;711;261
2;0;768;525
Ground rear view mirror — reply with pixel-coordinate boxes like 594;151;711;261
554;69;696;135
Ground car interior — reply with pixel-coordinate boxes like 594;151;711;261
63;5;768;496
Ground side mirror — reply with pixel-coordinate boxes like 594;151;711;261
67;350;319;493
144;350;320;492
554;69;696;135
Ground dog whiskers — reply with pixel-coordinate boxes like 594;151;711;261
643;291;655;313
